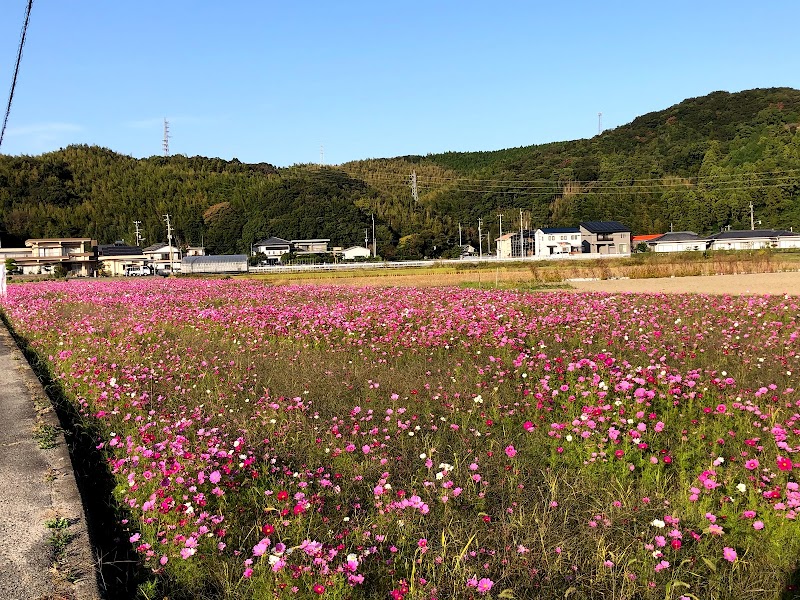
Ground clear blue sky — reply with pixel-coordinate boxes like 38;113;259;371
1;1;798;167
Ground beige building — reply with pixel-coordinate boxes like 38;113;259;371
17;238;97;276
579;222;631;255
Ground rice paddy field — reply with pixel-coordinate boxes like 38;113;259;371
3;277;800;599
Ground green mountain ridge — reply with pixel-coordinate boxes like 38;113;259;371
2;87;800;258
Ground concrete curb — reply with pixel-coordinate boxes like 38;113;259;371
0;323;101;600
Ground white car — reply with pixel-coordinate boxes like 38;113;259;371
125;266;151;277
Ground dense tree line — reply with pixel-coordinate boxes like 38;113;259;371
2;88;800;258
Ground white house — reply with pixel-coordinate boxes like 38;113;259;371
341;246;371;260
253;237;291;264
647;231;707;253
96;241;147;276
707;229;800;251
534;227;581;258
143;242;182;272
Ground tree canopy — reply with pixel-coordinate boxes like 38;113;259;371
2;88;800;257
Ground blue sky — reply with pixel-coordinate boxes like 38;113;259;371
0;1;798;166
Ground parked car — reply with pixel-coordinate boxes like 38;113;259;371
125;266;151;277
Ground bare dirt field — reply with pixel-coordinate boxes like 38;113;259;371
566;271;800;296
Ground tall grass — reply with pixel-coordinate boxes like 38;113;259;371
2;279;800;599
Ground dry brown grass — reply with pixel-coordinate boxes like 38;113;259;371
240;251;800;291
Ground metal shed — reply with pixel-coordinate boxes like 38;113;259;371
181;254;249;274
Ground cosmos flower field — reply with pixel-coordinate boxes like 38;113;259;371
3;278;800;599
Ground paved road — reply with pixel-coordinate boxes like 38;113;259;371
0;323;99;600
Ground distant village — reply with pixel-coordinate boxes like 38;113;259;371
2;220;800;277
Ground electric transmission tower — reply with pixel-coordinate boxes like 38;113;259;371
598;112;603;135
163;118;170;156
410;170;419;204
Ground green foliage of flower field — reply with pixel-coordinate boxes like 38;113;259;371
3;279;800;600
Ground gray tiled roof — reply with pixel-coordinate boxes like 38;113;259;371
255;237;290;247
707;229;800;240
651;231;705;243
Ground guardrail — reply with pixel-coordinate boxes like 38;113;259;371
248;253;629;274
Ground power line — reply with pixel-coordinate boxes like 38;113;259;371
352;172;799;195
0;0;34;150
354;168;800;186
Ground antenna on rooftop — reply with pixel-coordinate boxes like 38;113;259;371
163;118;170;156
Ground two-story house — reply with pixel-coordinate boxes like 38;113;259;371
579;222;631;255
253;237;291;264
17;238;97;275
534;227;581;257
143;242;182;273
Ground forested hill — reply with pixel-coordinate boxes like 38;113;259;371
2;87;800;258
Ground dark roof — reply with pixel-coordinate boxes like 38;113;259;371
143;242;169;252
540;227;580;234
580;221;631;233
255;236;290;247
707;229;800;240
96;243;143;256
183;254;247;265
650;231;705;243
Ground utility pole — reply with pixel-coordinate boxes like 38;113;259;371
458;222;462;247
371;214;376;258
519;209;524;258
133;220;145;247
497;213;503;258
478;218;483;258
750;201;755;231
410;170;419;204
365;228;369;249
164;214;174;273
163;119;170;156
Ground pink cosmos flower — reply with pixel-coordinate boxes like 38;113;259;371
753;520;764;530
745;459;759;470
209;470;221;484
777;456;793;471
505;445;517;458
476;578;494;593
723;547;737;562
252;538;270;556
